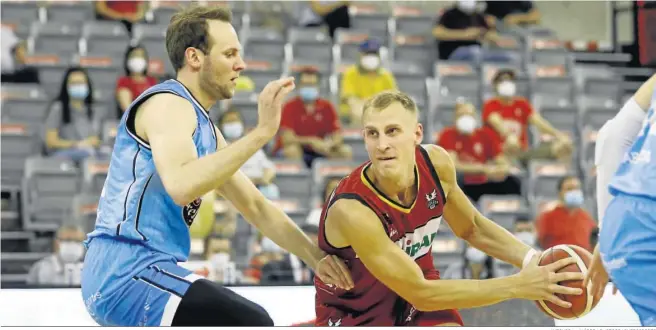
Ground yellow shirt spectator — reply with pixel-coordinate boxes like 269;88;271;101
340;65;397;117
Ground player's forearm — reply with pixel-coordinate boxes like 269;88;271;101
170;129;272;205
252;200;324;269
464;213;532;268
413;275;519;311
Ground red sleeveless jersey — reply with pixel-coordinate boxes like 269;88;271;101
315;146;463;326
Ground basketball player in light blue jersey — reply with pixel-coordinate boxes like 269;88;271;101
585;74;656;326
80;6;353;327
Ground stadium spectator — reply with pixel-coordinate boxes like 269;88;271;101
260;223;318;285
219;108;280;199
340;38;397;124
437;102;521;203
443;245;496;280
306;177;342;227
203;234;238;284
279;67;351;167
482;69;573;164
1;25;18;74
95;1;148;35
1;39;39;84
433;0;511;62
484;1;541;27
45;67;102;163
536;175;596;251
295;1;351;39
26;225;85;286
115;44;158;118
243;236;286;284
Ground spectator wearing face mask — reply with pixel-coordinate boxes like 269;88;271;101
279;67;351;167
45;67;101;163
115;45;158;118
483;69;573;164
27;225;86;286
536;175;596;251
433;0;512;62
340;38;397;124
513;217;538;248
437;102;521;203
219;108;280;200
203;235;238;284
443;245;495;280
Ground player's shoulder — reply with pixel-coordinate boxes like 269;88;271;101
327;197;380;232
419;144;457;183
136;92;196;132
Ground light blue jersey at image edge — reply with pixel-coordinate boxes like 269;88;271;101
85;79;218;262
608;87;656;200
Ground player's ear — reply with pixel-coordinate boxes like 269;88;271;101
185;47;204;71
415;123;424;145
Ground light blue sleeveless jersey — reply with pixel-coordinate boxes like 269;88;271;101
85;79;217;262
608;87;656;199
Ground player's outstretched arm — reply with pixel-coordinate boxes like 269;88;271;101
137;78;294;206
327;198;584;311
425;144;533;268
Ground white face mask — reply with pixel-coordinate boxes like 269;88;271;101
456;115;477;134
515;232;536;247
127;57;147;73
360;55;380;71
497;81;517;97
221;122;244;140
457;0;478;13
465;247;487;264
58;241;84;263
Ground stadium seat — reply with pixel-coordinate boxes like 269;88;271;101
529;64;575;104
391;5;435;35
1;1;40;23
44;1;94;23
228;93;258;128
579;95;620;131
30;21;81;55
242;57;283;93
341;128;367;161
478;195;529;231
390;34;433;72
1;122;41;191
348;4;390;37
527;161;572;201
288;27;332;62
0;231;35;253
0;252;50;286
273;160;312;207
21;157;80;231
433;61;481;99
26;53;71;97
243;27;286;61
70;193;100;234
82;21;130;56
74;55;121;91
82;158;110;194
0;84;50;125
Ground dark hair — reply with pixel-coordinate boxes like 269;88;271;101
123;44;150;76
557;175;579;192
492;69;516;85
166;5;233;71
218;107;241;126
52;66;94;125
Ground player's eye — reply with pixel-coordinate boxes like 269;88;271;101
387;128;400;135
367;130;378;137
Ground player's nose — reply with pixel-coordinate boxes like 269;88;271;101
234;56;246;72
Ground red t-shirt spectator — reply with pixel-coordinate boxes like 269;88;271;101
106;1;142;14
536;205;596;251
482;97;534;149
437;126;503;185
116;76;157;102
275;97;341;153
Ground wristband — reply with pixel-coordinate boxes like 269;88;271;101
522;249;538;269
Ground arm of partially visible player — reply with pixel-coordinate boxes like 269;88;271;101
427;145;533;268
596;74;655;223
327;198;524;311
138;94;272;206
213;128;353;290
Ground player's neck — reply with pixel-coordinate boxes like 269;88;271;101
369;163;417;205
176;72;216;111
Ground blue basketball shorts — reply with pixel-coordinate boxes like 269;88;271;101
599;193;656;326
81;236;203;326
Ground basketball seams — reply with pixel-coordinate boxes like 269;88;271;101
537;247;576;320
564;245;594;316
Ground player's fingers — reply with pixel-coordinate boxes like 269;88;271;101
322;259;347;289
331;255;354;289
553;271;586;283
547;257;578;271
545;295;572;309
274;83;296;102
549;284;583;296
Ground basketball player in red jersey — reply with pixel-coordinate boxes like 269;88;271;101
315;91;586;326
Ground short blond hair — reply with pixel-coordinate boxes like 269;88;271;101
362;90;418;120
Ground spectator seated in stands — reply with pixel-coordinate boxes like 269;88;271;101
0;36;39;84
514;216;538;249
340;38;397;124
243;236;286;285
279;67;352;167
306;177;342;227
536;175;596;252
45;67;102;163
433;0;512;62
26;224;85;286
260;223;318;285
482;69;573;164
437;102;521;203
219;108;281;200
295;1;351;39
484;0;541;27
443;245;496;280
115;44;158;118
95;0;148;35
202;234;238;285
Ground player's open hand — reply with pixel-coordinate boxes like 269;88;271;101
256;77;296;136
584;244;611;303
515;255;585;308
315;255;354;290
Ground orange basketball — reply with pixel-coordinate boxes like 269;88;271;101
535;244;599;320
